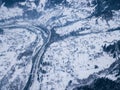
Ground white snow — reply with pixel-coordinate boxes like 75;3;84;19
0;0;120;90
41;30;120;90
0;28;37;81
0;6;23;20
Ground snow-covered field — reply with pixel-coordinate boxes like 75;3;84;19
40;30;120;90
0;0;120;90
0;23;44;89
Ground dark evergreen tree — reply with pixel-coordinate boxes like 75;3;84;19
73;78;120;90
92;0;120;19
103;40;120;58
1;0;26;7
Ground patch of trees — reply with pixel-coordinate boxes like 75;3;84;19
102;41;120;76
0;28;4;34
92;0;120;20
1;0;26;7
45;0;68;8
103;40;120;59
73;78;120;90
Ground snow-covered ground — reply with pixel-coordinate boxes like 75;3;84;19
0;24;44;89
0;0;120;90
40;30;120;90
0;28;36;78
0;6;23;20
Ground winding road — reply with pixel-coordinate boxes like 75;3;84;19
0;20;51;90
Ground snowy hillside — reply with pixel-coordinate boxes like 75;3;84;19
0;0;120;90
